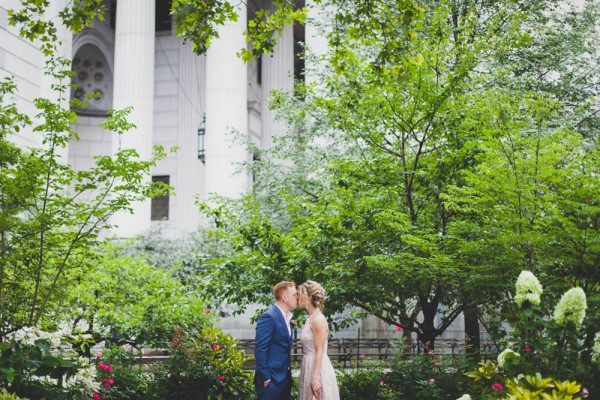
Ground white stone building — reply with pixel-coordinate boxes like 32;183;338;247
1;0;304;239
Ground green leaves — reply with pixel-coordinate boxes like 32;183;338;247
172;0;238;56
151;326;254;399
64;243;210;348
0;53;171;338
239;1;307;62
8;0;104;56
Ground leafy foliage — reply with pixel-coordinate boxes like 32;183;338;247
149;327;254;400
196;0;600;356
0;389;28;400
338;367;391;400
172;0;239;56
464;272;600;398
92;346;152;400
504;374;581;400
3;0;172;342
0;328;101;399
7;0;104;56
61;243;211;350
338;354;475;400
0;69;169;339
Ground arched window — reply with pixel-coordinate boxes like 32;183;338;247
71;44;113;115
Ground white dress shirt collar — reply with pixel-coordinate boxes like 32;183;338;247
275;304;293;336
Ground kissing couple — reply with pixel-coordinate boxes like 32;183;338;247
254;281;340;400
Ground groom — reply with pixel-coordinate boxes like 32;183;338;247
254;281;298;400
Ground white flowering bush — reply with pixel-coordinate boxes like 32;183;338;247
463;272;598;399
7;326;62;348
0;327;104;399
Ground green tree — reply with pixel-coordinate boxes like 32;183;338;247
1;2;169;339
198;0;600;352
445;90;600;353
0;70;169;339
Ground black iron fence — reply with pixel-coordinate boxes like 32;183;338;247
139;331;499;369
235;335;499;369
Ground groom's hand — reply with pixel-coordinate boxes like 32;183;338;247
263;380;270;388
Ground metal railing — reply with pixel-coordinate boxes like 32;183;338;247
236;334;498;369
139;331;500;369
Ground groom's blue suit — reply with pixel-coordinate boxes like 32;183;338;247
254;305;293;400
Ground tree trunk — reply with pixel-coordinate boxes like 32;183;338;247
420;303;438;352
464;307;480;355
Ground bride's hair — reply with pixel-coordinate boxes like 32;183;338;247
299;280;326;311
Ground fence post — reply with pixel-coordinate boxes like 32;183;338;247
357;327;361;368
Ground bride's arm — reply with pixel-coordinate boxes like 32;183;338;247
310;314;328;398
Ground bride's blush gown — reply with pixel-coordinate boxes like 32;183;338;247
297;313;340;400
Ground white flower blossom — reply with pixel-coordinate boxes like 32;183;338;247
64;357;100;395
7;327;101;396
30;375;59;386
553;287;587;327
497;348;520;368
8;327;62;348
457;395;472;400
514;271;543;306
592;333;600;362
74;319;90;332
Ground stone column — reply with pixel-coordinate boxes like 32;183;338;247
261;24;294;149
176;42;205;234
112;0;155;237
304;0;330;86
203;4;248;198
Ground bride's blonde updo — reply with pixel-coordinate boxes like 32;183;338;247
299;280;326;311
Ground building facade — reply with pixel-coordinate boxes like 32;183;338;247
1;0;304;239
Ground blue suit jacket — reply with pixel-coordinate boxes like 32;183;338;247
254;305;293;385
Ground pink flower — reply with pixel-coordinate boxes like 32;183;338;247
359;354;365;359
212;344;219;350
93;394;100;400
219;375;225;381
395;325;402;332
491;383;504;391
102;377;115;386
380;380;385;386
94;351;103;358
121;343;132;351
204;309;211;314
98;362;113;372
523;345;531;352
428;378;435;383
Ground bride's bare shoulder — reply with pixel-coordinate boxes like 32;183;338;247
309;312;328;327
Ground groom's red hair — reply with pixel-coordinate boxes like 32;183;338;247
273;281;296;300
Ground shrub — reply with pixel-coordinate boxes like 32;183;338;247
463;271;600;399
0;327;101;399
338;366;390;400
92;345;152;400
149;326;254;399
385;354;474;399
338;355;474;400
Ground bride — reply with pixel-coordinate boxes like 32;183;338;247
297;281;340;400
